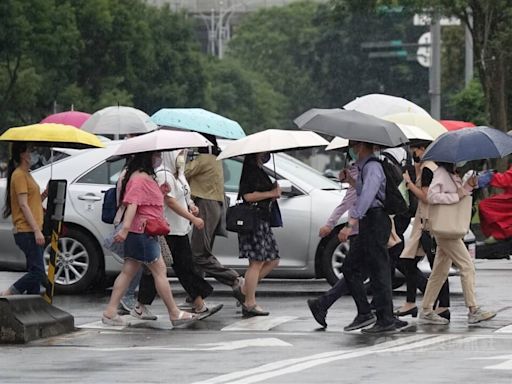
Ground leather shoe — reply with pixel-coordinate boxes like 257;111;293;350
361;323;398;335
437;309;451;321
307;298;327;328
394;306;418;318
242;305;269;317
344;313;376;331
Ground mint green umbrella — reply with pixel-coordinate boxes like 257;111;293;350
151;108;245;139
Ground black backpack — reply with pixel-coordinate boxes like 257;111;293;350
101;186;118;224
363;157;408;216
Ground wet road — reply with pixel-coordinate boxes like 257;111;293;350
1;258;512;384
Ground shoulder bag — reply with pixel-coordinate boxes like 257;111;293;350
226;202;259;234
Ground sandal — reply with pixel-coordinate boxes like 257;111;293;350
242;304;269;317
171;310;198;327
102;313;128;326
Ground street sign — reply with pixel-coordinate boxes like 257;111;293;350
368;50;408;59
413;13;461;26
416;32;431;67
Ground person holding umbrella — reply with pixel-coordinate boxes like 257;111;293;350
0;142;48;296
237;152;281;316
102;150;197;326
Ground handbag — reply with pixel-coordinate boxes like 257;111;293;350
144;217;171;236
157;235;173;276
103;223;125;260
226;202;259;233
429;195;473;239
269;201;283;228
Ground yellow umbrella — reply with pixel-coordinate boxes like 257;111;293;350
0;123;105;149
383;112;447;139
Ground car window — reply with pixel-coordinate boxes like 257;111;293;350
76;159;126;185
223;158;243;193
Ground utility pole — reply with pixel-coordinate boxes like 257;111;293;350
429;11;441;119
465;9;474;86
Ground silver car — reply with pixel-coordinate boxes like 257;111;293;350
0;141;353;293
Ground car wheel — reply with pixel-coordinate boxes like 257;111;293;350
321;234;349;286
43;227;101;294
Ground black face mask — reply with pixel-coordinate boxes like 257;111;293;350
412;154;421;163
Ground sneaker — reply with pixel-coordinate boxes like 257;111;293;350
102;314;128;326
420;310;450;325
344;313;377;331
361;323;398;335
119;296;136;314
307;298;327;328
130;304;158;320
468;307;496;324
177;301;195;310
194;304;224;320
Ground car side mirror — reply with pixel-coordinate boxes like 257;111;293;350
277;179;293;193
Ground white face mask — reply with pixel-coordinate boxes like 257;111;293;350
152;156;162;169
30;153;39;167
456;161;468;168
176;155;186;170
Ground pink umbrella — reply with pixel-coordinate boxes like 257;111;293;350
41;111;91;128
439;120;476;131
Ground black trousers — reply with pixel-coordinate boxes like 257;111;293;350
345;208;395;326
401;231;450;307
138;234;214;305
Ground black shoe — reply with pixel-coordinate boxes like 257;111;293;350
394;318;409;329
307;299;327;328
394;306;418;318
232;286;246;306
437;309;451;321
361;323;399;335
344;313;377;331
242;305;269;317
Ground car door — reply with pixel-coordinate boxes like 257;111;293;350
213;157;312;271
66;159;125;242
0;180;25;268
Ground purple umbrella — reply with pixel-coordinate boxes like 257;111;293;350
41;111;91;128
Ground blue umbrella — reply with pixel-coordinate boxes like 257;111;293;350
151;108;245;139
422;126;512;163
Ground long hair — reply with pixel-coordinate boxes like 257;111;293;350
3;142;28;219
437;162;456;174
198;133;221;156
119;152;155;203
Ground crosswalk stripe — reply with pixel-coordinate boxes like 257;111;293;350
221;316;297;331
495;325;512;333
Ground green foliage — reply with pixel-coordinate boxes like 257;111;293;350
448;79;487;125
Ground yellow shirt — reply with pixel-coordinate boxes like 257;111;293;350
185;154;224;202
10;168;44;232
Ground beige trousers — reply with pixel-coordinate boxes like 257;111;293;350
422;237;477;310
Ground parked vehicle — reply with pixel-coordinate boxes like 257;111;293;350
0;141;475;293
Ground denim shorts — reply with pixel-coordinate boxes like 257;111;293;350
124;233;160;265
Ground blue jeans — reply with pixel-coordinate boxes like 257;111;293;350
11;232;46;294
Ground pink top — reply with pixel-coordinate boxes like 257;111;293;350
122;175;164;233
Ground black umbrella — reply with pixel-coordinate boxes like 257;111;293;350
294;108;409;147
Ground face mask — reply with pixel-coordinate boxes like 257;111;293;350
348;147;357;161
152;157;162;169
261;153;271;163
30;153;39;167
176;155;186;169
412;154;421;163
456;161;467;168
373;150;381;158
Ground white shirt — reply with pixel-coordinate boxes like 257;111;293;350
155;168;192;236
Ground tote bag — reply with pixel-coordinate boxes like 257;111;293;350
429;195;473;239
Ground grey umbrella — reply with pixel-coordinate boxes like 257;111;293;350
294;108;409;147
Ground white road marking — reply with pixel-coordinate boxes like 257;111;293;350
191;335;443;384
495;325;512;333
221;316;297;331
78;317;173;330
470;354;512;370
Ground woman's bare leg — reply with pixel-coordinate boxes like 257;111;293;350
104;260;141;318
258;259;279;281
243;260;264;308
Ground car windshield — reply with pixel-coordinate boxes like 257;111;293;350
275;153;341;190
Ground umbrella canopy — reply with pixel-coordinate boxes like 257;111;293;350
384;112;446;139
294;108;408;147
41;111;91;128
325;137;350;151
112;129;212;157
217;129;329;160
422;126;512;163
81;106;157;135
439;120;476;131
151;108;245;140
0;123;105;149
344;94;430;117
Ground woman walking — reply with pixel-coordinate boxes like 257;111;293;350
237;153;281;317
420;162;496;324
1;142;48;296
102;151;196;326
396;144;450;320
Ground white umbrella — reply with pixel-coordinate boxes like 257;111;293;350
344;94;430;117
82;106;157;135
113;130;212;157
216;129;329;160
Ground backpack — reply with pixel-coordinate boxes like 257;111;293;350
363;157;408;216
101;186;118;224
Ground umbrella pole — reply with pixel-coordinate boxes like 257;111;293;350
50;149;54;179
272;153;277;181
